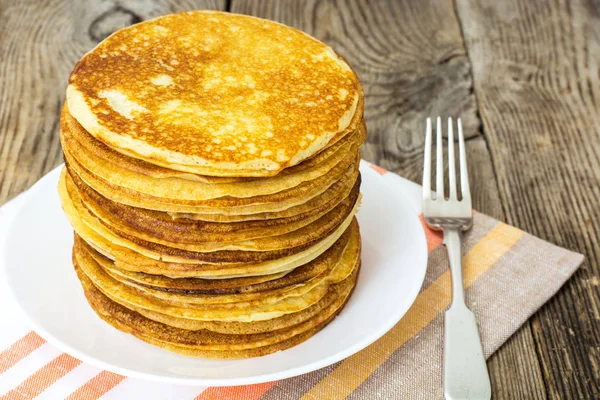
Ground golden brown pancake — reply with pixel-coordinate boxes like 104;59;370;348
110;219;360;279
70;160;360;223
74;170;361;243
61;108;362;201
61;169;360;279
61;168;360;263
77;175;360;251
74;229;359;322
127;270;357;335
59;10;366;359
87;225;359;306
64;149;360;214
76;225;350;295
77;262;359;357
61;104;367;185
66;11;364;177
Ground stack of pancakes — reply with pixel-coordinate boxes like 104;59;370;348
58;10;365;358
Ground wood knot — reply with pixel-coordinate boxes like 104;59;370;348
88;5;141;43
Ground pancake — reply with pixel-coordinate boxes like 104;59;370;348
61;108;363;201
77;223;351;294
127;266;358;335
62;104;367;185
74;231;359;322
77;174;360;251
91;225;360;306
61;167;361;263
62;170;361;279
66;10;363;177
60;163;361;275
77;261;359;356
75;170;361;243
65;149;360;214
111;219;359;279
60;9;366;359
71;159;360;223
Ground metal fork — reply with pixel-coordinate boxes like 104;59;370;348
422;117;491;400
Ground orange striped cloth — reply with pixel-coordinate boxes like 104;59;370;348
0;163;583;399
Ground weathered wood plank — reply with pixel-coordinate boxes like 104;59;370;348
0;0;225;206
487;327;547;400
455;0;600;397
230;1;545;398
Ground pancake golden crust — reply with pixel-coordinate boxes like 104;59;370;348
61;105;243;184
78;262;359;356
131;279;348;334
61;109;362;202
110;219;360;278
69;158;360;222
62;104;366;185
75;170;361;243
64;148;359;214
74;238;357;322
98;191;357;253
78;224;360;307
67;10;363;177
76;224;350;295
79;175;360;251
172;169;360;222
62;165;361;263
60;167;361;277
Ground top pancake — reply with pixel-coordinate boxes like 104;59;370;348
66;10;363;177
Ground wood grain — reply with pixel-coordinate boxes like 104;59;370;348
456;0;600;397
229;1;545;398
0;0;225;205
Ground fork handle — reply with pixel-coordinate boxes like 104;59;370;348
443;228;491;400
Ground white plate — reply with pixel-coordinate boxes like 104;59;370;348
1;162;427;386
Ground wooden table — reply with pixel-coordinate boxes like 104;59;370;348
1;0;598;398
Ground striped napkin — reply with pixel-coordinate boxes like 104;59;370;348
0;162;583;400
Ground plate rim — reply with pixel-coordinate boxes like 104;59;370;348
0;164;428;386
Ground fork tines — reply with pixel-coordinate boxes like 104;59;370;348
422;117;471;203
